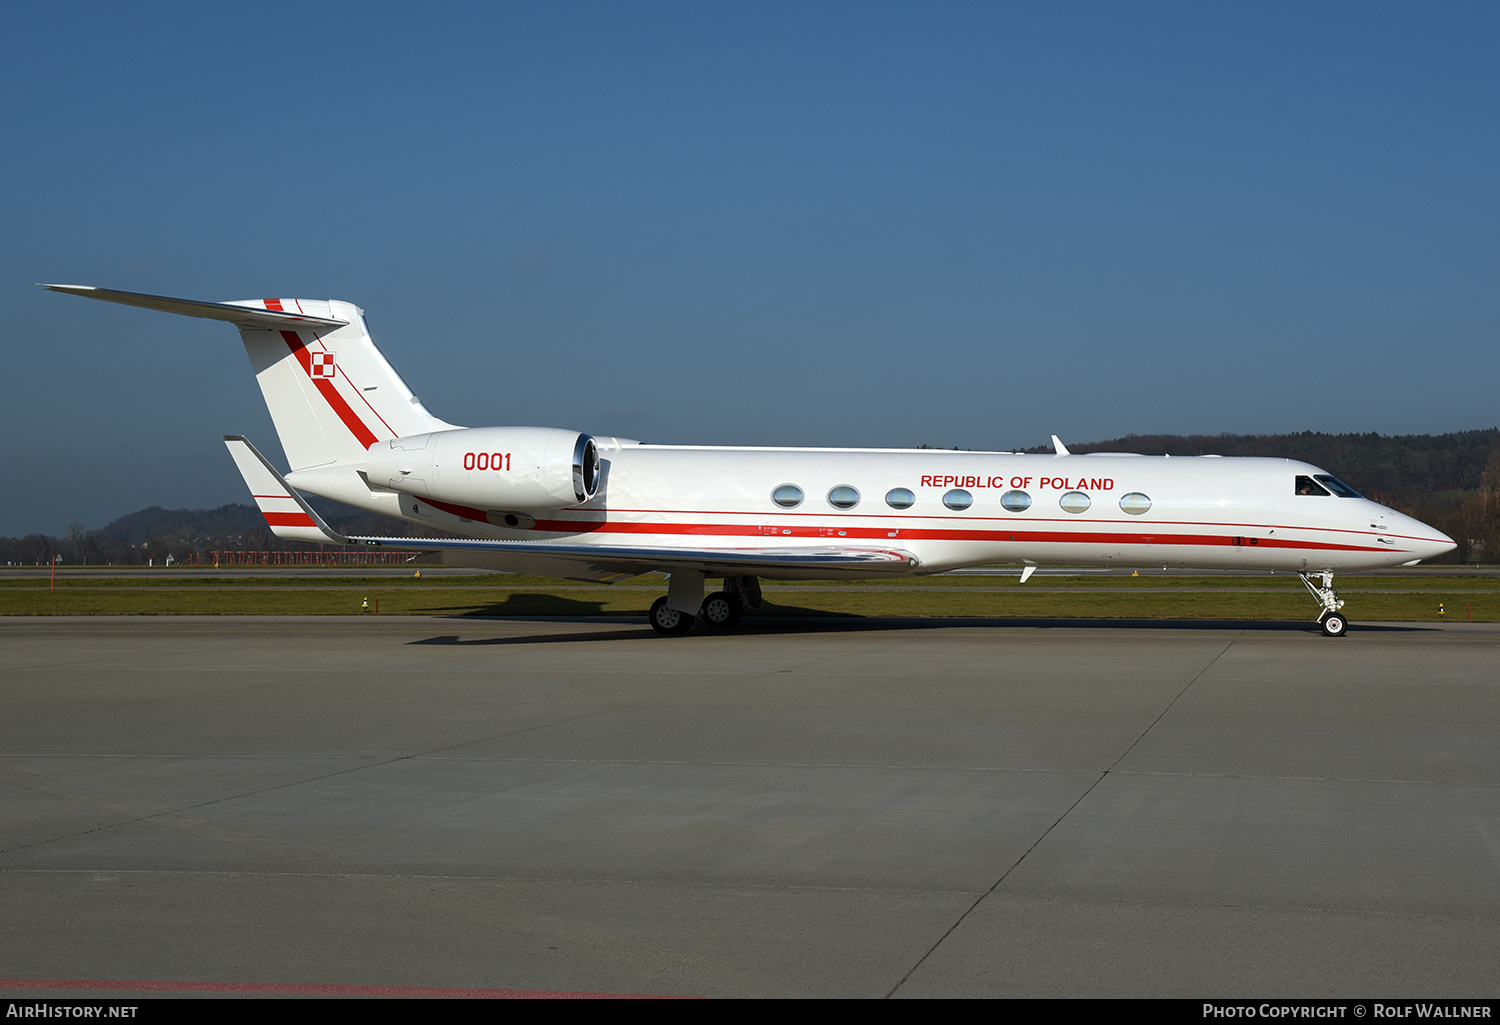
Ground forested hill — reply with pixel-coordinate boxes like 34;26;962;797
1025;428;1500;502
98;500;429;546
101;504;268;546
0;498;456;567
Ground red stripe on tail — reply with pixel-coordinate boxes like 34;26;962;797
277;330;382;449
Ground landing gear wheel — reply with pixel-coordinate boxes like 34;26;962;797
649;596;695;636
700;591;743;629
1301;572;1348;639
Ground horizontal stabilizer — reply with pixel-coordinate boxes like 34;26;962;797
40;284;348;330
223;436;351;545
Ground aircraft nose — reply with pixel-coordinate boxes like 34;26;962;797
1423;528;1458;560
1404;521;1456;562
1386;507;1456;563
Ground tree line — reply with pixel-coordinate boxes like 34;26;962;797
0;501;458;567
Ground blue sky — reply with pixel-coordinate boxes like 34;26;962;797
4;2;1496;536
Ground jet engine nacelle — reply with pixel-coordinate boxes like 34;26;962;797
365;427;600;510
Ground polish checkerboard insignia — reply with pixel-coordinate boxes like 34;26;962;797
310;352;336;379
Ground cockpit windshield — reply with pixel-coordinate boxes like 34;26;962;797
1314;474;1362;498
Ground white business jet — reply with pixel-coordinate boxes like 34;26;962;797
45;285;1456;636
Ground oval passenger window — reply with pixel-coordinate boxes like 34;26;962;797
1059;491;1091;514
772;484;804;508
827;485;861;510
1119;492;1151;515
1000;490;1031;512
943;489;973;511
885;487;915;509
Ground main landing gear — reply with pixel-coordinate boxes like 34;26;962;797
647;573;761;635
700;590;745;629
1299;571;1348;637
649;596;695;635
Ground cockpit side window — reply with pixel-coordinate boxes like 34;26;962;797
1314;474;1362;498
1295;475;1330;496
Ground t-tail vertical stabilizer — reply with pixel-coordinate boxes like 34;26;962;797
40;285;460;474
235;297;457;471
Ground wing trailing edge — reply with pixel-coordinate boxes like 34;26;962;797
350;535;920;578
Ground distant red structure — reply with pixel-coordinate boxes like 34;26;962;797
198;550;423;566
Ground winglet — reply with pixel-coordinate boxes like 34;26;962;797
1051;435;1070;456
223;436;352;545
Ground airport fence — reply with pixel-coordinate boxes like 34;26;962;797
197;550;424;567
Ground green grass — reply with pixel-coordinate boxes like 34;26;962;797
0;572;1491;621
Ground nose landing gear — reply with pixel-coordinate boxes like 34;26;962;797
1299;571;1349;637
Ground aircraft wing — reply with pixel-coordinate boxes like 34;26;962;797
353;534;920;580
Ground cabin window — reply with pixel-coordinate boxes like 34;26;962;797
1059;491;1091;514
1295;476;1330;497
772;484;804;508
885;487;915;509
1119;492;1152;515
942;489;973;511
1000;489;1032;512
827;485;861;510
1315;474;1362;498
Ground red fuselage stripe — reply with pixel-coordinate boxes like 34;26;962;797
599;507;1425;543
534;519;1386;553
412;498;1392;554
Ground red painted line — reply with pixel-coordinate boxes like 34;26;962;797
406;500;1393;555
0;978;679;998
269;299;398;436
263;298;284;312
262;512;317;527
277;330;382;449
599;507;1422;543
346;363;399;436
521;519;1389;554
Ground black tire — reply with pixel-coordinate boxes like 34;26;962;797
1320;613;1348;637
649;596;694;636
700;591;743;629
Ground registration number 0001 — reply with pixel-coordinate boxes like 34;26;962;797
462;452;511;472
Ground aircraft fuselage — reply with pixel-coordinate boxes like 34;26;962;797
357;441;1452;578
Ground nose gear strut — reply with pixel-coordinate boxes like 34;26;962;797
1298;571;1348;637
